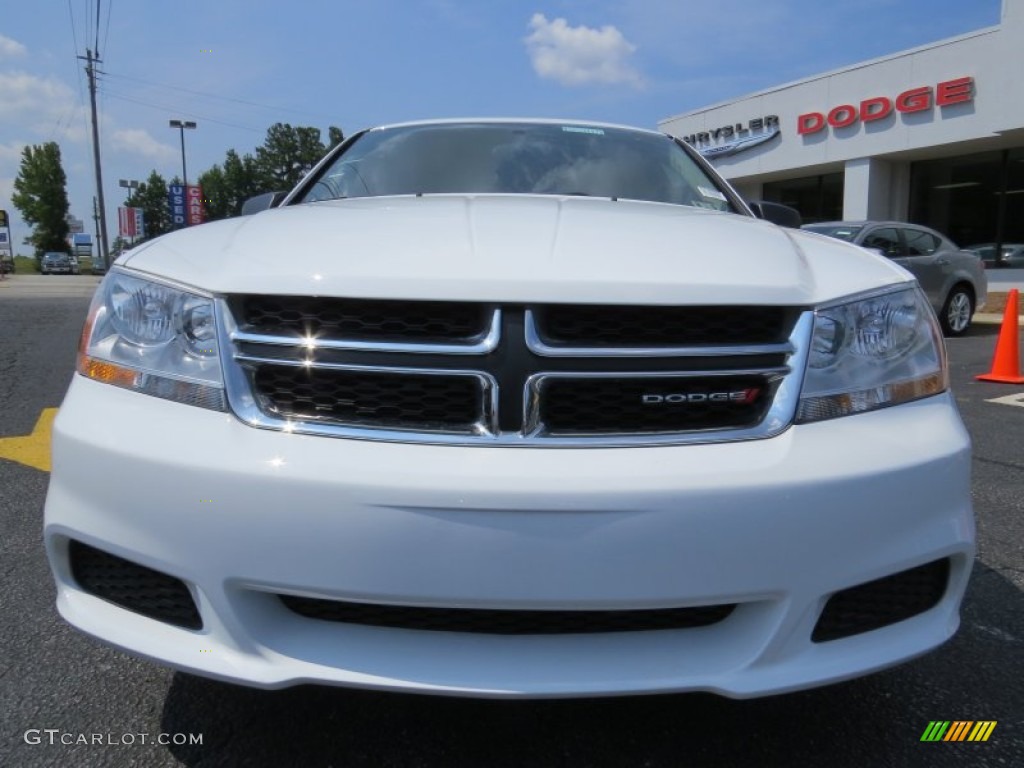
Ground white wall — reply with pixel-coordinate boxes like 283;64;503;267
995;0;1024;133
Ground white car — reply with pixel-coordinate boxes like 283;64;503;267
46;119;973;699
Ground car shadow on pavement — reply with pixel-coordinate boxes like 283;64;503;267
160;563;1023;767
955;323;1001;339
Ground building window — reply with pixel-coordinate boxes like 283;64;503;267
909;148;1024;249
762;173;843;224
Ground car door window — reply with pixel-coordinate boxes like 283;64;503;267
862;228;903;258
902;229;940;256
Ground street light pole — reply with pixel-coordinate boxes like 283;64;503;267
169;119;197;190
169;120;197;229
118;179;139;202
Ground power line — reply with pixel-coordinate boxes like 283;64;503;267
102;0;113;62
48;103;83;143
67;0;87;106
101;71;338;123
98;88;264;133
94;0;101;55
67;0;79;54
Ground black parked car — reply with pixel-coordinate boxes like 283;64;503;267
41;252;73;275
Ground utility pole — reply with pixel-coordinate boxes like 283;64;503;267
93;196;101;267
80;48;111;268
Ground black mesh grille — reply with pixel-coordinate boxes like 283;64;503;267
226;297;801;441
280;595;736;634
539;376;771;434
252;366;483;430
536;305;791;347
812;559;950;643
69;540;202;630
237;296;490;342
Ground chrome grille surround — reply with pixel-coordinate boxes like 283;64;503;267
236;356;498;436
523;368;788;438
218;298;813;447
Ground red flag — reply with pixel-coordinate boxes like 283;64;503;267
118;207;137;238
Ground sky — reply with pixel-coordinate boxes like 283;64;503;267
0;0;1005;254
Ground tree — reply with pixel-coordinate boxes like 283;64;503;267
110;235;129;258
11;142;71;259
191;122;345;223
126;170;171;241
224;150;261;207
254;123;345;191
197;149;261;222
255;123;327;190
197;164;228;221
327;126;345;150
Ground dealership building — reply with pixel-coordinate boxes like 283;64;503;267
659;0;1024;249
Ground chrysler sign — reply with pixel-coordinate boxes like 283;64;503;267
798;77;974;135
682;116;781;158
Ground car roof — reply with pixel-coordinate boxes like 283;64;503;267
369;117;666;138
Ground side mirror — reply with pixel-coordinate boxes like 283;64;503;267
747;201;802;229
241;191;288;216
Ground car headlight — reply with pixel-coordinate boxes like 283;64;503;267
797;285;947;422
77;268;226;410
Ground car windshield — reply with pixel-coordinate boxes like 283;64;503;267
803;224;864;242
298;122;736;212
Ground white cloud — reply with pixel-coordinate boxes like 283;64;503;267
524;13;643;88
0;140;26;163
0;143;27;212
0;177;14;205
0;71;78;134
0;34;27;60
110;128;176;162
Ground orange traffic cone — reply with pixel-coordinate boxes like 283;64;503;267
976;288;1024;384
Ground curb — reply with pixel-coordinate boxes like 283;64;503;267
974;314;1020;325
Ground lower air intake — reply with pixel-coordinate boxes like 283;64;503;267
69;540;202;630
812;559;949;642
280;595;736;634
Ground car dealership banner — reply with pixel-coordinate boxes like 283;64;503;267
118;207;145;238
169;185;204;227
187;185;204;226
169;185;186;227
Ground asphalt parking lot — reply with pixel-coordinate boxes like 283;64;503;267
0;275;1021;767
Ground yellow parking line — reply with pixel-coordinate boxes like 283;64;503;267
0;408;57;472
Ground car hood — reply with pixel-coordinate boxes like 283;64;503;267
124;195;910;305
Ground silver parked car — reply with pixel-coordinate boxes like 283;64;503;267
803;221;987;335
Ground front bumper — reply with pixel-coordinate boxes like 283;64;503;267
45;377;974;698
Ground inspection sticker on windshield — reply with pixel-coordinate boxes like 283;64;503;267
562;126;605;135
698;186;727;202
